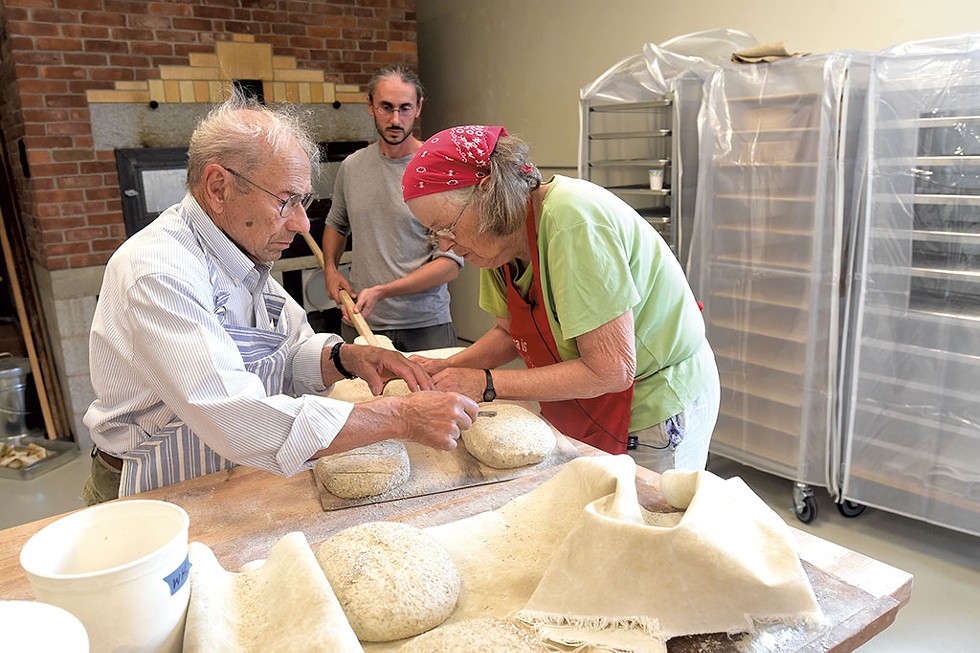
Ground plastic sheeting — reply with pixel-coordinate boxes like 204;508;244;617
581;29;980;534
578;29;757;268
687;53;870;492
842;34;980;536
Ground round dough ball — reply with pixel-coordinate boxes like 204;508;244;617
659;469;699;510
315;521;461;642
326;378;376;403
399;618;546;653
383;379;412;397
461;403;557;469
314;440;410;499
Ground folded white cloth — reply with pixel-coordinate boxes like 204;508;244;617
732;41;810;62
184;532;363;653
366;455;822;652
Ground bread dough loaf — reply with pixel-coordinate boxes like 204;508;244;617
315;521;460;642
399;618;545;653
382;379;412;397
326;378;376;403
314;440;410;499
461;403;557;469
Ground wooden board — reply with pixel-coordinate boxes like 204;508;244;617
0;442;913;652
316;433;581;511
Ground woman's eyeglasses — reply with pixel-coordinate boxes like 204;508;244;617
224;167;316;219
426;198;469;246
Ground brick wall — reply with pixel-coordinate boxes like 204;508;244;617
0;0;418;271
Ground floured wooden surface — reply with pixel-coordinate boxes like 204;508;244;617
316;432;580;511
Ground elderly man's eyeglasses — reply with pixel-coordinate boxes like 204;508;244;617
374;102;418;118
426;199;469;246
224;167;316;219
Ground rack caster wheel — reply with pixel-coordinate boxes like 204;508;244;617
836;500;866;518
793;483;817;524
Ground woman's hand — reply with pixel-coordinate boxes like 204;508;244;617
431;367;488;403
407;354;451;376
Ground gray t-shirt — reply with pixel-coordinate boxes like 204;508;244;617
325;141;463;330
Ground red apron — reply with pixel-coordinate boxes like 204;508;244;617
503;203;634;455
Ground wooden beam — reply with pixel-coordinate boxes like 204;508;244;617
0;138;71;440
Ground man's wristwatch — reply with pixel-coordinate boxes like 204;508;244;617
482;369;496;402
330;341;356;380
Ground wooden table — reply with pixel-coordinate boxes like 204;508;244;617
0;443;912;652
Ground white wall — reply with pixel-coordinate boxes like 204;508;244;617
417;0;980;166
416;0;980;340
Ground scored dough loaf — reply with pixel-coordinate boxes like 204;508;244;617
461;403;557;469
398;618;546;653
315;521;461;642
313;440;410;499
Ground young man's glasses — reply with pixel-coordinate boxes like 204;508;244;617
374;103;418;118
224;167;316;219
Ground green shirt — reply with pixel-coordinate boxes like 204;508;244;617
479;175;709;431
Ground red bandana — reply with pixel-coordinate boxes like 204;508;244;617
402;125;509;201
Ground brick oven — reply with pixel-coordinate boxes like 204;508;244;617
0;0;417;447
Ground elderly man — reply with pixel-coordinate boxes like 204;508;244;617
82;93;477;504
323;64;462;351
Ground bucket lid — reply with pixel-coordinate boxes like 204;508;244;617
0;357;30;378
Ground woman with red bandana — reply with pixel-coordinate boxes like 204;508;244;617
402;126;719;472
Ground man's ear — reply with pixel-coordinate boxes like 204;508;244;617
201;164;230;214
415;97;423;118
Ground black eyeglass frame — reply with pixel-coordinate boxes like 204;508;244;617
224;166;316;219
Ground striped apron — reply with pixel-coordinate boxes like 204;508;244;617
118;271;291;497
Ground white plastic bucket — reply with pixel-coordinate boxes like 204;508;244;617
0;600;90;652
19;500;191;653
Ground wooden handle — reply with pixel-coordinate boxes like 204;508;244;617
339;289;380;347
301;231;325;269
299;231;378;346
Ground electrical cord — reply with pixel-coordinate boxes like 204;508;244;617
527;298;668;451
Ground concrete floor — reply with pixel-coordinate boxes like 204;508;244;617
0;449;977;651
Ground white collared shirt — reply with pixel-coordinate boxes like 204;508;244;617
84;194;353;477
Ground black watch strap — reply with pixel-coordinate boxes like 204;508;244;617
330;341;355;380
482;368;496;402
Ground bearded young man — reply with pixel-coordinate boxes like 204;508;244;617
322;65;463;352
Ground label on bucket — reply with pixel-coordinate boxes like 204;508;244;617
164;554;191;596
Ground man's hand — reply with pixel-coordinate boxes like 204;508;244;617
324;268;355;306
340;344;433;395
334;391;479;455
396;391;478;450
352;284;387;319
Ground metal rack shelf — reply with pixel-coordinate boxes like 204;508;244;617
582;95;678;256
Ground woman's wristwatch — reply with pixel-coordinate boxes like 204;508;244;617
482;369;496;402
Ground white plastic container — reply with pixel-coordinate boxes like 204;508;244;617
19;500;191;653
0;599;90;652
648;168;665;190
